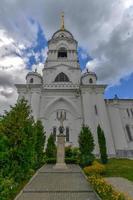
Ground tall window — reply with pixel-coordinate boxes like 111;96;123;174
58;47;67;58
131;109;133;117
94;105;98;115
127;108;130;117
56;111;66;120
66;127;69;142
125;125;133;141
53;127;56;141
55;72;69;82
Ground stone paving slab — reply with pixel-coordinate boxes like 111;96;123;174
15;164;99;200
39;164;81;173
16;192;97;200
24;173;93;192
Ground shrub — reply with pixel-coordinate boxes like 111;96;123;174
65;157;79;164
46;158;56;164
78;126;95;167
97;125;108;164
84;161;106;175
34;120;46;169
89;175;130;200
65;146;73;158
45;134;56;158
80;154;95;168
72;147;80;160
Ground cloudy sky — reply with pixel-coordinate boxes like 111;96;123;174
0;0;133;114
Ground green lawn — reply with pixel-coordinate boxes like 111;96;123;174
104;158;133;182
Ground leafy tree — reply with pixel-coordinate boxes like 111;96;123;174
45;134;56;158
78;126;95;166
97;124;108;164
34;120;46;168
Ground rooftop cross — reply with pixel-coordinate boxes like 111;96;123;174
61;12;65;30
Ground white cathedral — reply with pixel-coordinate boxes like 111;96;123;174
16;15;133;158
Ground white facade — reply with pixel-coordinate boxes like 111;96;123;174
16;25;133;158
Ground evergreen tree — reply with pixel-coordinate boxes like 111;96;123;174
34;120;46;168
0;98;46;199
0;133;10;177
78;126;95;166
0;98;35;181
45;134;56;158
97;124;108;164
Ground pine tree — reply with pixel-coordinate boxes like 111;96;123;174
45;134;56;158
97;124;108;164
34;120;46;168
78;126;95;166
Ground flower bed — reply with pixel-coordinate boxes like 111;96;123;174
84;161;106;175
89;175;131;200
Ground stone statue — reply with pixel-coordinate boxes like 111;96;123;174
57;111;66;134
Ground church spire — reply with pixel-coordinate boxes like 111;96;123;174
61;12;65;30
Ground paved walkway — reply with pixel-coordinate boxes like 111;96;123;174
105;177;133;199
15;164;99;200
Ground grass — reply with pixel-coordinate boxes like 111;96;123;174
103;158;133;182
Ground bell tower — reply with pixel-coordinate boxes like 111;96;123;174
43;13;81;85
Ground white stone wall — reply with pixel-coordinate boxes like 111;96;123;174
15;27;133;158
38;89;82;147
81;86;116;156
106;100;133;156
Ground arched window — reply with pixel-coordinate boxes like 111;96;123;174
125;125;133;141
30;78;33;83
55;72;69;82
66;127;69;142
89;78;93;84
58;47;67;58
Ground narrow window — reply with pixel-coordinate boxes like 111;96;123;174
53;127;56;141
89;78;93;84
64;112;66;120
30;78;33;83
131;109;133;117
94;105;98;115
127;109;130;117
125;125;133;141
66;127;69;142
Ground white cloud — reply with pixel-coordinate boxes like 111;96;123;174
0;0;133;113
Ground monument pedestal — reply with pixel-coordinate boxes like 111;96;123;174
54;134;67;169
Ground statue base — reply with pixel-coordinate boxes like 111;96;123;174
54;163;68;169
53;133;67;170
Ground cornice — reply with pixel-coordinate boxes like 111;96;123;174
15;84;42;89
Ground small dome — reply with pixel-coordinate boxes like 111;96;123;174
52;29;74;40
26;71;42;84
81;71;97;85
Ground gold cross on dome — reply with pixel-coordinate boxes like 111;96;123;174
61;12;65;30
